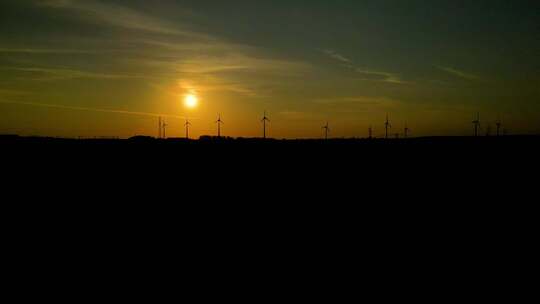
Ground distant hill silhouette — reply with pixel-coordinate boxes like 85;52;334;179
2;134;540;146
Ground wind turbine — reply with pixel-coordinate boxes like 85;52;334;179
158;117;162;139
404;123;410;138
472;112;481;137
496;116;502;137
185;119;192;139
368;125;373;139
216;114;224;138
385;114;392;139
162;121;168;139
322;122;330;140
261;111;270;139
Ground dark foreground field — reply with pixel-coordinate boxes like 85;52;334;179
3;134;538;208
2;133;539;149
2;134;539;159
3;134;538;224
2;134;537;284
2;134;538;181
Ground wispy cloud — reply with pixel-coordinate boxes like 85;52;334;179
322;49;407;84
38;0;205;38
314;96;400;107
3;67;145;81
322;50;351;63
0;48;99;54
278;111;322;121
355;69;408;84
31;0;312;96
437;66;481;81
313;96;404;117
175;77;262;97
172;55;311;75
0;99;189;119
0;88;32;97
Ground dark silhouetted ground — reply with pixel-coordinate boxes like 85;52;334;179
2;134;538;180
3;134;538;217
2;134;537;284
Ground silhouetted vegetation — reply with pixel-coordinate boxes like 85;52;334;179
2;134;539;151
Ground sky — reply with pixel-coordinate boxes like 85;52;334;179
1;0;539;138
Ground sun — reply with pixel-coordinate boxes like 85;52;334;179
184;94;198;108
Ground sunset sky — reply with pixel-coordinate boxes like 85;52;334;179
1;0;539;138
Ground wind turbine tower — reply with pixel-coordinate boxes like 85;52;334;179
185;119;192;140
496;116;502;137
262;111;270;139
162;121;168;139
404;124;410;138
322;122;330;140
368;126;373;139
158;117;162;139
385;114;392;139
216;114;224;138
472;113;481;137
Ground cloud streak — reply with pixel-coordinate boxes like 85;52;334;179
355;69;408;84
0;99;189;119
38;0;206;38
322;49;407;84
3;67;146;81
29;0;313;98
314;96;401;106
322;50;351;63
0;48;100;54
437;66;481;81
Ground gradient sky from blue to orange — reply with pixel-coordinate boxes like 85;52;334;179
1;0;539;138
